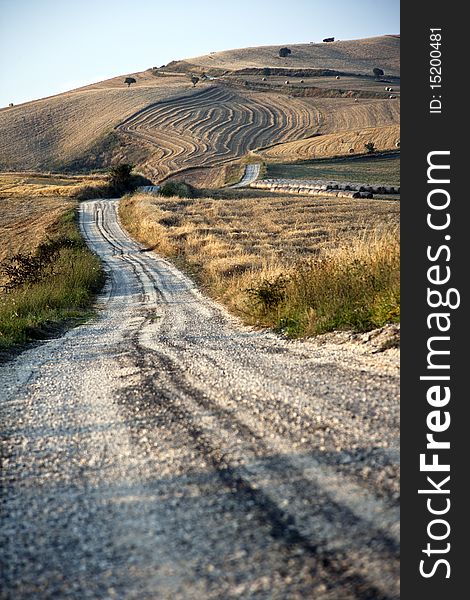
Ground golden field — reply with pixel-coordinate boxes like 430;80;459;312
171;36;400;76
120;191;400;335
261;124;400;162
1;36;399;182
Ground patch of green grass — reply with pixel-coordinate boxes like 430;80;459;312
0;208;104;350
267;153;400;186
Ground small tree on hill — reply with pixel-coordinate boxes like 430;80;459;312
124;77;137;87
279;47;292;58
364;142;377;154
372;68;384;80
191;75;200;87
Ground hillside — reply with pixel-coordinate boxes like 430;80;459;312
168;36;400;76
0;36;399;181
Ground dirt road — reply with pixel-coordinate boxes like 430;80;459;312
0;199;400;599
231;163;261;187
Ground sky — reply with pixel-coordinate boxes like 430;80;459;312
0;0;400;107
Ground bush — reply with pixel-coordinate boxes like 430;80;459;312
247;275;289;311
373;67;384;80
364;142;377;154
159;181;194;198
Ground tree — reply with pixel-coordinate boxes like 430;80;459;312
109;163;134;193
373;68;384;80
364;142;377;154
124;77;137;87
191;75;200;87
279;47;292;58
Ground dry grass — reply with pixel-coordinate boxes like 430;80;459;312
0;76;192;172
0;196;75;270
1;36;399;179
0;182;104;348
120;192;399;335
0;173;108;199
262;124;400;162
172;36;400;76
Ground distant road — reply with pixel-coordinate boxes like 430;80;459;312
231;162;261;187
0;199;400;599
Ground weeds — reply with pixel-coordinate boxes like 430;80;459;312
0;208;104;350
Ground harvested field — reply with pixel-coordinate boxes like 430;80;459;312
117;86;323;180
0;76;192;171
266;154;400;186
120;192;399;335
168;36;400;77
0;35;399;179
0;173;107;198
0;196;74;268
261;124;400;162
118;88;399;181
240;75;400;95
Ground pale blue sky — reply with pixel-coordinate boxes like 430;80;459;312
0;0;399;106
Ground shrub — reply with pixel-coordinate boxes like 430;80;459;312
159;181;194;198
373;68;384;80
246;274;289;311
364;142;377;154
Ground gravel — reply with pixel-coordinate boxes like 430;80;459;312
0;199;400;599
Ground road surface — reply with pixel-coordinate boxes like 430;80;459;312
0;199;400;599
231;163;261;187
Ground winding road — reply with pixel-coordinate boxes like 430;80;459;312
230;163;261;188
0;199;400;599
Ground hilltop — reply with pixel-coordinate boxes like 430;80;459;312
0;35;399;182
168;35;400;76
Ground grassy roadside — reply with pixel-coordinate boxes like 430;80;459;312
119;192;399;338
0;203;104;353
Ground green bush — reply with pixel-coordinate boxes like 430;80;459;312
159;181;194;198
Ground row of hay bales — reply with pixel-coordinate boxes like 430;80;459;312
250;180;373;199
253;178;400;195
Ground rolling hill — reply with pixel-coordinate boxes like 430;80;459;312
168;35;400;76
0;35;399;182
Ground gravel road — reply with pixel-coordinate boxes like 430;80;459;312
231;163;261;187
0;199;400;599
